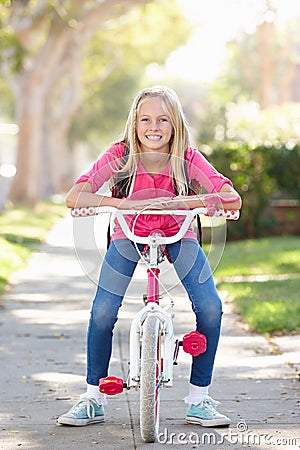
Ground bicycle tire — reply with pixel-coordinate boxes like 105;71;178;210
140;314;161;443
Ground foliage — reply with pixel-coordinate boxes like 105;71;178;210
0;3;15;117
197;98;300;147
265;143;300;196
225;102;300;144
203;142;300;238
0;201;65;296
0;75;14;118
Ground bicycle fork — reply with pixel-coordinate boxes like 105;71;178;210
129;302;175;388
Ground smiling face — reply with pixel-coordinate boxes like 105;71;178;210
136;97;173;155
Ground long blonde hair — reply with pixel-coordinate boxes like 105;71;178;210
118;86;192;195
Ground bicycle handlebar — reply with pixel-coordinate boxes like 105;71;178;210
71;205;240;245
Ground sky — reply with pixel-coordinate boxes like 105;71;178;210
159;0;300;83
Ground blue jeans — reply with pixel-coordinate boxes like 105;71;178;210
86;238;222;387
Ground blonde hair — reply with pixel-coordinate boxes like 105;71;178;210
118;86;192;195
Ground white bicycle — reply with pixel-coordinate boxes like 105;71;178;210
71;203;239;442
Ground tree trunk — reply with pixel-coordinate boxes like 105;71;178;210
257;21;276;109
9;77;45;206
278;55;297;104
41;115;73;197
8;24;73;205
40;35;83;198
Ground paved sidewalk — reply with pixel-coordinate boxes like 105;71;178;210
1;214;299;450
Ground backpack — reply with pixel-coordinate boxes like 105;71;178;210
107;144;202;248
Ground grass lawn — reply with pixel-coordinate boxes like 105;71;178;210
215;236;300;278
0;201;66;296
218;279;300;334
214;236;300;335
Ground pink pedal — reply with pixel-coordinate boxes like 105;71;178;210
99;376;124;395
183;331;207;356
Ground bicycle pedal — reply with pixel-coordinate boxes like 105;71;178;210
99;376;124;395
182;331;207;357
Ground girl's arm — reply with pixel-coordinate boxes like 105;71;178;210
157;183;242;211
66;182;122;208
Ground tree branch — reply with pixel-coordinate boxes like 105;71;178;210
77;0;151;36
8;0;49;44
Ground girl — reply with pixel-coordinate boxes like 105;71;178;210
57;86;241;427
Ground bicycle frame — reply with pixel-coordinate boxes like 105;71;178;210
128;232;175;389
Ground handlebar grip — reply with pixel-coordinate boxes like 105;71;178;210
205;209;239;220
71;206;98;217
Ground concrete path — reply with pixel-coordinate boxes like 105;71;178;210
1;214;299;450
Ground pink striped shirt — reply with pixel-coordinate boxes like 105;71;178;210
76;143;232;241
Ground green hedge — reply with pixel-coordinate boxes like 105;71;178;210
204;142;300;239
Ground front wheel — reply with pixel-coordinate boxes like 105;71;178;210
140;314;161;443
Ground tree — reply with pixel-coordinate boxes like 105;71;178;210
0;0;189;206
196;0;300;145
219;1;299;108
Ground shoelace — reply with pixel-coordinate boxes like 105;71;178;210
198;396;220;409
71;398;99;418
